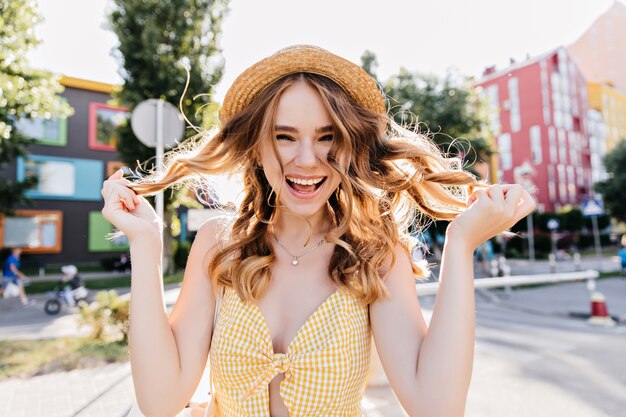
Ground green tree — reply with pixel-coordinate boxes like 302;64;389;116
108;0;228;169
595;139;626;223
107;0;228;271
0;0;73;214
360;50;379;83
384;68;491;169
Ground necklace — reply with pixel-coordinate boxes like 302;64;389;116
273;235;326;266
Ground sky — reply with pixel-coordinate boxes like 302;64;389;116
27;0;617;102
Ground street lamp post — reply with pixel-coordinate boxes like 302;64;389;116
547;218;559;273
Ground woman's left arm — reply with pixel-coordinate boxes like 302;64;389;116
370;184;536;417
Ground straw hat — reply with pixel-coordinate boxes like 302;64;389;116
220;45;386;124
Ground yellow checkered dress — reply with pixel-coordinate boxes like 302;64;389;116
209;287;371;417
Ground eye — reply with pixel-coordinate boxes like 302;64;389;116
276;134;294;142
319;134;334;142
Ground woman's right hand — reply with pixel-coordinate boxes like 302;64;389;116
101;169;162;242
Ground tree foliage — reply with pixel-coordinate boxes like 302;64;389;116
0;0;73;213
360;50;379;82
107;0;228;272
595;139;626;223
108;0;228;170
383;68;491;168
360;51;492;172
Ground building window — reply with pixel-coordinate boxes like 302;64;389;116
557;164;567;202
13;98;69;146
551;72;562;128
567;166;576;203
23;159;75;196
88;103;129;151
88;212;129;252
498;133;512;170
549;127;557;163
508;77;521;132
106;161;126;177
17;155;103;201
486;85;500;135
569;132;579;166
540;60;551;125
530;125;542;164
0;210;62;253
558;129;567;163
547;165;556;201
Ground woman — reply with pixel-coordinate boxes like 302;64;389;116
102;45;535;417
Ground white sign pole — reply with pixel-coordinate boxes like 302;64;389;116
527;214;535;262
156;99;164;224
155;99;166;271
591;215;603;271
130;98;184;273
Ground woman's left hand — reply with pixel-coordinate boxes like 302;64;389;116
447;184;536;251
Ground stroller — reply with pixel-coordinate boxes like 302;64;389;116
44;265;89;315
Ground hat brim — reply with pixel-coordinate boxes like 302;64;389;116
220;45;386;124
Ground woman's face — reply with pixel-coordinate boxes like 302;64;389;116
259;80;342;219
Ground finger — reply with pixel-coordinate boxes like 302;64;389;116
503;184;523;212
514;189;537;218
109;169;124;180
474;189;489;202
106;187;137;211
120;194;136;211
467;192;477;207
489;184;505;208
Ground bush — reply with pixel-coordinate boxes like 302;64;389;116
99;256;122;271
79;290;130;343
578;233;614;249
174;240;191;270
502;234;552;259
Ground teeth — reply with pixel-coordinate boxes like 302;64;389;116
286;176;324;185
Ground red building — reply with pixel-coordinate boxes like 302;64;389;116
475;47;592;213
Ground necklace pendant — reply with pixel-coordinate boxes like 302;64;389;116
292;257;299;266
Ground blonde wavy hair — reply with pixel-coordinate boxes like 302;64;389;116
130;73;481;305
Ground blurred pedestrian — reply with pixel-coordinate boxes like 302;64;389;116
114;252;131;273
59;265;84;307
618;234;626;277
2;248;32;305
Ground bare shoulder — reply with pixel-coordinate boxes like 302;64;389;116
378;242;414;282
193;215;235;266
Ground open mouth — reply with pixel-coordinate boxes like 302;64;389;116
285;176;327;194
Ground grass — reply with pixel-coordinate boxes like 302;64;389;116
0;338;128;382
1;272;186;381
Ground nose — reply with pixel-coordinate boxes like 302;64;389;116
294;139;318;168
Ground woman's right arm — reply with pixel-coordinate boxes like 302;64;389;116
101;170;221;417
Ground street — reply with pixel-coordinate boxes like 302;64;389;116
1;273;625;416
369;276;626;417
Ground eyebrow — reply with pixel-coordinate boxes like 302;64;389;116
274;125;334;134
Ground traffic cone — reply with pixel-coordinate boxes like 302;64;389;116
588;291;615;327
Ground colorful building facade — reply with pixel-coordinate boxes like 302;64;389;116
0;77;130;267
587;81;626;150
476;48;592;213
